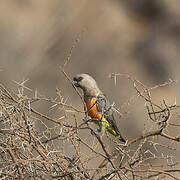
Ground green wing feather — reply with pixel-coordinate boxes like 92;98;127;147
96;94;126;142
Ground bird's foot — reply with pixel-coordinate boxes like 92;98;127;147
91;128;101;136
83;116;92;123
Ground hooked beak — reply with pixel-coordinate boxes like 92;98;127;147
72;80;80;87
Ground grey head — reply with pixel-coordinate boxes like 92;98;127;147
72;73;101;97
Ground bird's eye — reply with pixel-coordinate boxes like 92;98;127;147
78;77;83;81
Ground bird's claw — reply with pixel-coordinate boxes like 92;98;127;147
83;116;92;123
91;128;101;136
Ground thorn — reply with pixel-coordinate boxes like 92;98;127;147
12;79;32;91
174;97;177;106
153;143;159;152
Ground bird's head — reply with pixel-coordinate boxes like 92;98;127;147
72;73;101;96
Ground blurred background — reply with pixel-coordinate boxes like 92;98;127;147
0;0;180;140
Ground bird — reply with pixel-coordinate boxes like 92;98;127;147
72;73;126;143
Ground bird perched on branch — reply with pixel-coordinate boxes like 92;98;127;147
72;73;126;143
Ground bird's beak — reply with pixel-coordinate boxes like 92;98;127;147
72;80;79;87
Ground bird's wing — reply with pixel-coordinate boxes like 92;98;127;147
96;94;120;134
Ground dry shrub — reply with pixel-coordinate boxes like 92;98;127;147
0;67;180;180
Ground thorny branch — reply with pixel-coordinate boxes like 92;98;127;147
0;53;180;179
0;70;180;179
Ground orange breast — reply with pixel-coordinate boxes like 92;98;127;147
86;97;102;119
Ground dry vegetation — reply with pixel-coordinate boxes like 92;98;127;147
1;1;180;179
0;57;180;180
